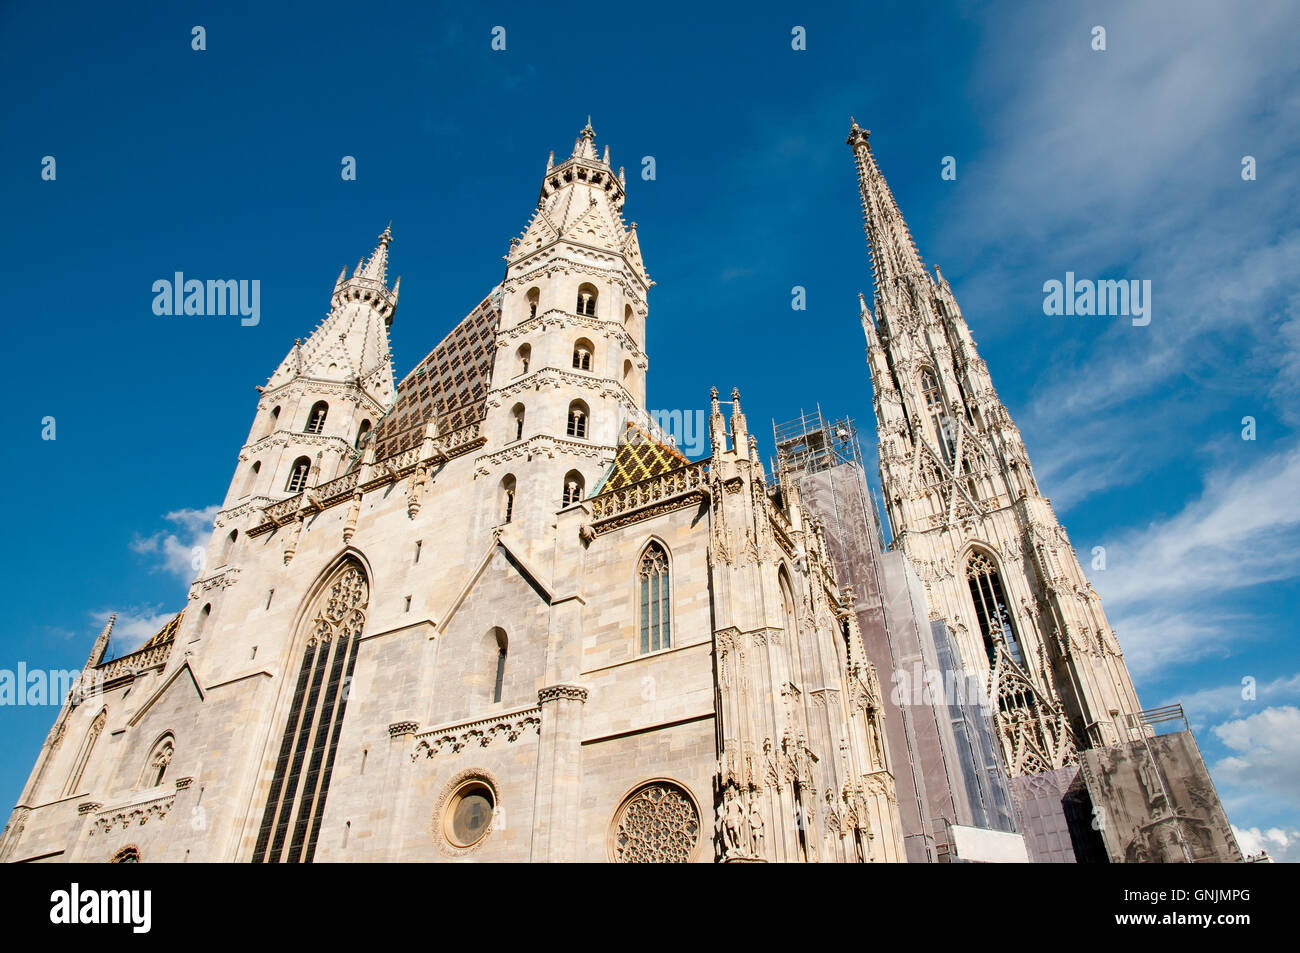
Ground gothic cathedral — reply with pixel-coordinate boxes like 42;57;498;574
2;123;905;864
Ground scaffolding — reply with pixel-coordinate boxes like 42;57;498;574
772;406;862;482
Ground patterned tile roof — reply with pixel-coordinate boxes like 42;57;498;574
597;423;691;493
141;610;184;650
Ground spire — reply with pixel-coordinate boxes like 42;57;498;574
264;225;399;408
572;117;599;161
847;120;927;287
709;386;727;455
729;387;749;454
358;223;392;283
85;613;115;670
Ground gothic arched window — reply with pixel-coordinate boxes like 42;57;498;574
566;401;588;439
511;403;526;442
526;287;540;319
572;338;594;371
286;457;311;493
63;708;106;797
355;419;372;450
241;460;261;497
517;343;531;376
261;405;281;441
305;401;329;435
110;846;141;864
966;551;1023;667
252;559;368;863
920;368;954;464
501;474;517;524
638;542;671;654
489;628;508;704
142;734;175;788
561;470;584;507
576;283;598;317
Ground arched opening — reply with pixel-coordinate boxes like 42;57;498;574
966;550;1024;667
142;733;175;788
622;359;633;388
572;337;594;372
220;529;238;566
566;400;589;440
286;456;311;493
561;469;585;507
624;303;633;326
511;403;526;442
197;603;211;639
110;846;141;864
355;419;372;450
500;474;517;524
262;405;281;440
488;628;508;704
516;343;531;377
241;460;261;498
304;401;329;435
919;368;953;464
252;558;369;864
576;283;598;317
526;287;540;319
638;541;671;654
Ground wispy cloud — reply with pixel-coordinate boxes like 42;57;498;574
130;505;219;582
1170;672;1300;725
941;1;1300;511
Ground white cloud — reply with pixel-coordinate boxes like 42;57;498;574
130;505;219;582
1232;825;1300;863
1211;706;1300;811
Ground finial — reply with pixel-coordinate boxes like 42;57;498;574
710;385;719;401
602;144;610;165
731;387;741;403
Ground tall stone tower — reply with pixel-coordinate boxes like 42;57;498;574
483;120;653;564
846;121;1143;777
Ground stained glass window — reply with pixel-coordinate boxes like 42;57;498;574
639;543;671;654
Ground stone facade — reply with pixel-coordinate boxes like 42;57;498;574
1;123;904;864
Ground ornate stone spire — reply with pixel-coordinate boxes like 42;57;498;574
263;225;398;407
847;120;927;287
357;223;392;283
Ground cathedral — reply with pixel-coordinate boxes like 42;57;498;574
0;122;1238;864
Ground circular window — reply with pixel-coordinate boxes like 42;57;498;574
610;780;701;863
434;771;500;855
446;782;495;848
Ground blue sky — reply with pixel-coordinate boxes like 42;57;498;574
2;0;1297;858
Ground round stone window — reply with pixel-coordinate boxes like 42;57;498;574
446;782;495;848
610;780;701;863
434;773;500;854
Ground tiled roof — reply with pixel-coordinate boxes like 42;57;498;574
597;423;691;493
369;291;501;461
141;611;184;650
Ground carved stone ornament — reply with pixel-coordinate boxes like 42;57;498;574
610;780;701;863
